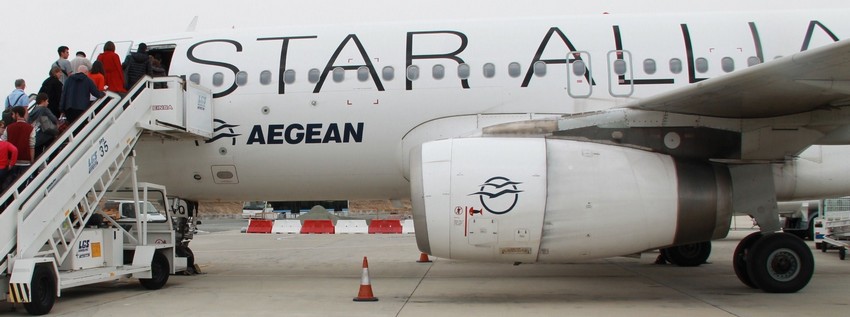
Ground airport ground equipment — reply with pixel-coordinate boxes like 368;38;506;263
0;76;212;315
813;198;850;260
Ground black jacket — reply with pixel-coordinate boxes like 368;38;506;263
123;52;152;90
38;76;63;118
60;73;103;112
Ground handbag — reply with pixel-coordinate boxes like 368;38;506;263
39;114;59;136
57;115;70;133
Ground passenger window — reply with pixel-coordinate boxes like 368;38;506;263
747;56;761;67
308;68;320;83
457;63;470;79
382;66;394;81
260;70;272;85
483;63;496;78
572;60;587;76
669;58;683;74
236;71;248;86
721;57;735;73
508;62;522;78
695;58;709;73
432;64;445;79
643;59;656;75
613;60;627;75
533;61;547;77
407;65;420;81
189;73;200;85
212;72;224;87
357;66;370;82
283;69;296;84
332;67;345;83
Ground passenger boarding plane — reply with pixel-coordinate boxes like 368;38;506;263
41;7;850;294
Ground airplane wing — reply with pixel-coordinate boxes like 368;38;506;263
625;39;850;119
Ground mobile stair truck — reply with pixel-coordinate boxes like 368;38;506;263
0;76;212;315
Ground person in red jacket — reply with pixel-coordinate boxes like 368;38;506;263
96;41;127;94
0;122;18;191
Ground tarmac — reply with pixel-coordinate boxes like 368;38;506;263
3;219;850;316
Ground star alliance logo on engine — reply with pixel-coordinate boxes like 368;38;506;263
469;176;523;215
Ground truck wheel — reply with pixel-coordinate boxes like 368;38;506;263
139;252;170;290
746;233;814;293
840;248;846;261
24;265;56;315
663;241;711;267
733;232;762;289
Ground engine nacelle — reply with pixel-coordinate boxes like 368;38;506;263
411;138;732;263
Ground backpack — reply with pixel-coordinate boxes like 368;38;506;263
37;113;59;136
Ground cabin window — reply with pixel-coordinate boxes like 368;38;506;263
432;64;445;79
695;58;709;73
721;57;735;73
236;71;248;86
572;60;587;76
332;67;345;83
382;66;394;81
508;62;522;78
458;63;470;79
747;56;762;67
643;59;656;75
483;63;496;78
407;65;420;81
308;68;320;83
533;61;547;77
283;69;296;84
260;70;272;85
357;66;370;82
669;58;683;74
212;72;224;87
613;60;628;75
189;73;200;85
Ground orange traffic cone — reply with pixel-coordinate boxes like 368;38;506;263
416;252;432;263
353;256;378;301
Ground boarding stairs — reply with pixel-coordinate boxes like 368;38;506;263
0;76;212;279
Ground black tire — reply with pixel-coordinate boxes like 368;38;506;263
663;241;711;267
733;232;763;289
139;252;170;290
840;248;846;261
746;233;814;293
24;265;56;315
176;245;195;274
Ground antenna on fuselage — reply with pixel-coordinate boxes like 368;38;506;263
186;16;199;32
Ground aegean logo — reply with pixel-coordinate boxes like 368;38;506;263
469;176;523;215
206;119;241;145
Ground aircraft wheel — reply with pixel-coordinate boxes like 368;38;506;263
662;241;711;267
23;265;56;315
139;252;170;290
733;232;762;289
746;233;814;293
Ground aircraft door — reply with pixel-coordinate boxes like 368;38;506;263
607;50;634;97
566;51;592;98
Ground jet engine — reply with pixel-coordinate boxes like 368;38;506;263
411;138;732;263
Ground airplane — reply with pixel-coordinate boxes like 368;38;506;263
92;7;850;294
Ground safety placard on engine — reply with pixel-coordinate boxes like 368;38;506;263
500;247;532;255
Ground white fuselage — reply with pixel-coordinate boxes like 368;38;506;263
133;9;850;201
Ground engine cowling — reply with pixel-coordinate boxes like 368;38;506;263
411;138;732;263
